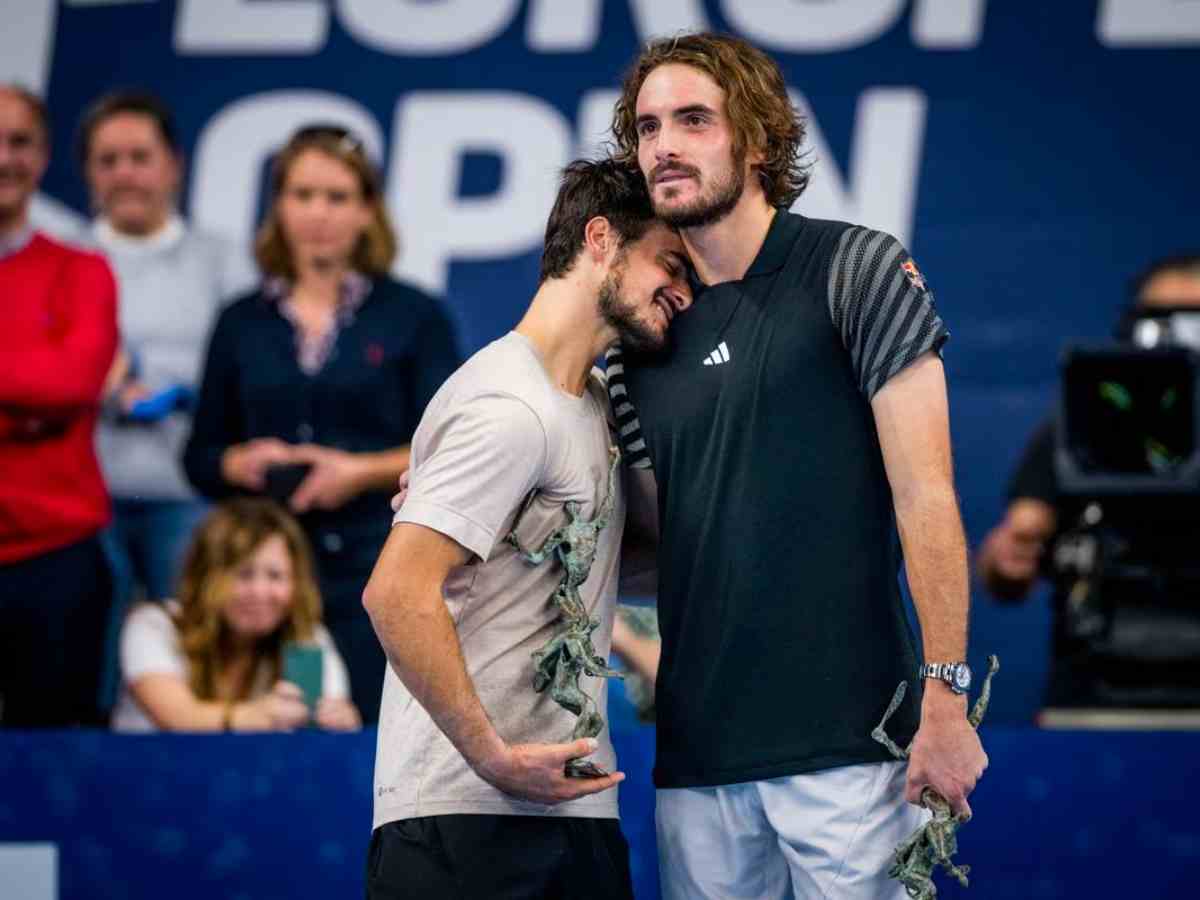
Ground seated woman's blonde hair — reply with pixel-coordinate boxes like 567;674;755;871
175;498;323;700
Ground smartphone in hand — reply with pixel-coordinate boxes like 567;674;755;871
282;642;324;721
264;463;312;504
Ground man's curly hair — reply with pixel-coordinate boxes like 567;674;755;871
611;32;809;210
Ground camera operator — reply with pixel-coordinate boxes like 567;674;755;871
977;253;1200;709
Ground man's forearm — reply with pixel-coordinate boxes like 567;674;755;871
362;540;502;769
873;357;989;807
896;487;990;811
618;531;658;596
619;466;660;595
895;486;970;668
611;617;661;686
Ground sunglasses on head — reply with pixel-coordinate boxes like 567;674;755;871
292;123;366;156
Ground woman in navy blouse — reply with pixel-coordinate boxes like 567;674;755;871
184;125;460;722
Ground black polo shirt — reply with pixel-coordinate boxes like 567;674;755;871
608;211;949;788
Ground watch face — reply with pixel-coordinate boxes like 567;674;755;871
953;665;972;690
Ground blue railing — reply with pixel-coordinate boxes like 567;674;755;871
2;718;1198;899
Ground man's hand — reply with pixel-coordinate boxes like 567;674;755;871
977;498;1057;601
473;737;625;806
289;444;368;513
102;349;132;400
980;524;1041;578
390;468;410;514
233;680;311;732
314;696;363;732
115;380;153;414
904;690;988;819
977;526;1040;600
364;522;620;809
221;437;296;491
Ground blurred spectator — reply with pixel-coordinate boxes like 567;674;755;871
0;85;118;727
977;254;1200;707
184;124;460;722
111;498;359;732
610;606;661;721
82;90;256;606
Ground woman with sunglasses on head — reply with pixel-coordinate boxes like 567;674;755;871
184;125;461;723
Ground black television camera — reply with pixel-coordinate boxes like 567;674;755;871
1052;308;1200;705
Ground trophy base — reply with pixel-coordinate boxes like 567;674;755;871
565;758;608;779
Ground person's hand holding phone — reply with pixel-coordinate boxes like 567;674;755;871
282;642;361;731
263;463;313;505
221;438;296;491
233;681;310;731
288;444;368;513
315;697;361;731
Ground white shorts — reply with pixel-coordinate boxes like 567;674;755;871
656;760;928;900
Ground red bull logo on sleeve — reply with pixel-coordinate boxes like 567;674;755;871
901;258;927;292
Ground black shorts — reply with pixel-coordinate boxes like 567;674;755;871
365;814;634;900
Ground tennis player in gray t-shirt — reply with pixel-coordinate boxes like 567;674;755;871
362;158;690;900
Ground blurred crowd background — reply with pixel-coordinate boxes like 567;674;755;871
2;2;1199;898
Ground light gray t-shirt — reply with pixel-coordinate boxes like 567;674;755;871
374;331;625;827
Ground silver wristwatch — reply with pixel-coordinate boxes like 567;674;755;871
920;661;972;695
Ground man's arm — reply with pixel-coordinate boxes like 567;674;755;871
871;351;988;818
610;612;661;687
605;344;659;594
976;497;1057;601
0;253;117;412
361;521;623;806
619;465;659;596
975;419;1059;600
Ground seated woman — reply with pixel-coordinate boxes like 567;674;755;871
111;498;361;732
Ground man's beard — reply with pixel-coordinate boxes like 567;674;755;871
598;264;664;354
654;161;745;230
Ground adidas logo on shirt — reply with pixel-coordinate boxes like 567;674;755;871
702;341;731;366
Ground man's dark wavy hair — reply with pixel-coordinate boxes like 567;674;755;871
611;32;810;209
539;158;656;284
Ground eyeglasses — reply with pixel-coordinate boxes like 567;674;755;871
291;123;366;156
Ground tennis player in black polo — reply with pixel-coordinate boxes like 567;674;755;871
605;33;988;899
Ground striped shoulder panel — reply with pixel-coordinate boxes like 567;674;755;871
604;344;652;469
827;226;949;399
